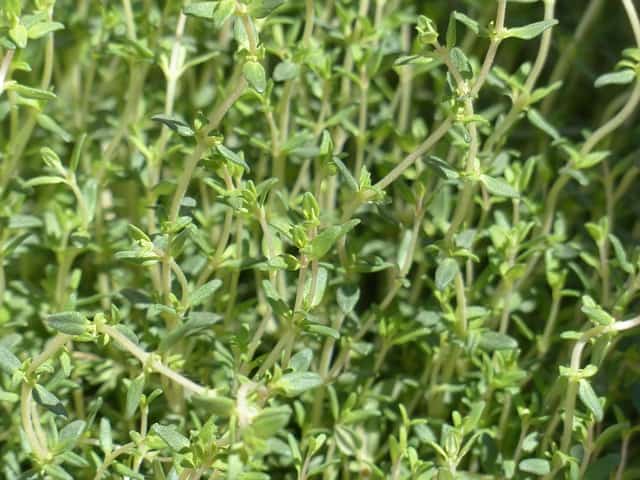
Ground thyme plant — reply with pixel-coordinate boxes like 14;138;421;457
2;0;640;478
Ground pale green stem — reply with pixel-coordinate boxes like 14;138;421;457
0;48;15;96
374;118;452;190
99;324;209;396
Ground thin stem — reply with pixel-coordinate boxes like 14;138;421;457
542;0;604;114
20;334;71;460
615;434;631;480
170;258;189;307
302;0;315;46
168;77;247;223
561;315;640;453
470;0;507;98
0;49;15;97
374;118;452;190
241;15;257;55
121;0;137;41
99;324;209;396
581;80;640;155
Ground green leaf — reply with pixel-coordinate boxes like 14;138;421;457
305;323;340;339
99;418;113;453
262;279;290;317
46;312;89;335
594;70;635;88
43;464;73;480
435;258;458;291
114;463;145;480
190;279;222;307
575;151;609;170
337;285;360;314
183;1;219;19
243;61;267;94
397;230;413;270
479;331;519;351
481;174;520;198
519;458;550;475
273;60;299;81
581;295;614;326
248;0;285;18
216;143;251;171
251;406;291;437
0;346;21;374
125;374;145;419
6;83;56;100
151;114;194;136
275;372;323;397
37;113;72;142
28;21;64;39
453;11;479;34
9;23;28;48
8;214;43;229
192;394;234;417
304;220;360;259
159;312;221;350
57;420;86;451
446;12;457;49
505;19;558;40
25;176;66;187
33;384;67;417
578;379;604;421
527;109;560;140
151;423;190;451
289;348;313;372
212;0;236;27
333;157;359;191
70;133;88;172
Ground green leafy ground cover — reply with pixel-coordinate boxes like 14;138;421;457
1;0;640;478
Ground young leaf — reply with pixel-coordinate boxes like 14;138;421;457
519;458;550;475
505;19;558;40
0;346;21;374
151;424;190;451
183;1;219;19
435;258;458;291
479;331;519;351
289;349;313;372
99;418;113;453
25;176;66;187
481;174;520;198
251;406;292;437
36;114;72;142
125;374;145;419
248;0;285;18
333;157;359;191
275;372;323;397
337;285;360;314
527;109;560;140
6;83;56;100
212;0;236;27
243;61;267;94
594;70;635;88
189;279;222;307
33;384;67;417
57;420;86;451
28;21;65;39
151;115;194;136
304;220;360;259
578;379;604;422
273;60;299;81
46;312;89;336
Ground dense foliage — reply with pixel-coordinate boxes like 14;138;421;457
1;0;640;478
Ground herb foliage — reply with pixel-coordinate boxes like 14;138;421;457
1;0;640;478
